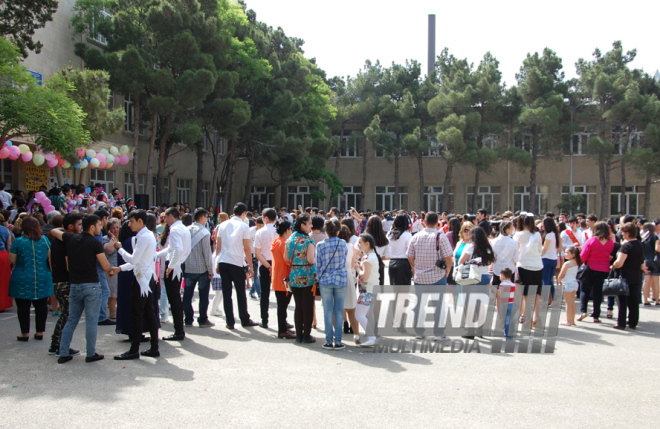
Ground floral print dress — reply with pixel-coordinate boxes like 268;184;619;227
285;232;318;288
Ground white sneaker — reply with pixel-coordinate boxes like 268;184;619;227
415;335;424;339
358;337;377;347
212;311;223;317
353;335;360;344
160;318;169;324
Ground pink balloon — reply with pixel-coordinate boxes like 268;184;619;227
77;149;85;158
8;146;20;160
35;192;46;201
57;158;66;167
21;152;33;162
0;147;8;159
44;153;55;162
47;158;58;168
99;160;107;169
121;154;130;165
43;206;56;215
96;153;106;163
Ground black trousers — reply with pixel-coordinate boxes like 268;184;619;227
580;270;608;319
275;290;292;334
616;281;641;328
50;281;70;348
130;277;159;352
388;259;412;285
259;263;272;324
291;286;314;339
219;262;251;327
164;261;185;336
16;297;48;334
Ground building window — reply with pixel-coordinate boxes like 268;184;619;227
1;159;12;189
564;129;594;156
467;186;501;214
375;186;408;211
513;186;549;214
424;186;454;212
338;186;362;212
611;186;644;216
482;134;501;150
201;182;210;208
250;186;275;211
89;8;111;45
153;176;170;205
89;170;115;193
334;135;358;157
124;173;134;200
107;91;114;110
612;126;643;155
124;95;143;135
561;185;597;214
287;186;319;210
514;134;533;153
214;132;225;155
424;139;443;157
176;179;192;205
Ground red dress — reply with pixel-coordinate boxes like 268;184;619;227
0;249;12;310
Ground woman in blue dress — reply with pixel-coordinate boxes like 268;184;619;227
8;216;53;341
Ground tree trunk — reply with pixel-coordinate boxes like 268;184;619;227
417;155;425;212
361;139;367;210
242;141;255;206
224;139;235;210
280;182;287;208
55;166;64;187
80;168;87;187
442;162;453;213
620;130;628;215
210;131;220;210
156;113;173;205
393;153;399;211
597;156;608;219
166;170;175;205
131;100;140;192
144;113;158;205
529;152;538;215
195;144;204;208
644;172;651;219
472;168;480;214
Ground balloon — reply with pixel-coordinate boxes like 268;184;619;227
5;141;12;147
43;205;56;215
74;161;81;169
86;156;91;162
120;154;130;165
100;148;109;155
35;192;47;201
21;151;33;162
98;159;107;169
57;158;66;167
80;159;88;169
44;153;55;162
8;146;20;160
77;149;85;158
90;158;100;168
0;147;8;159
62;160;71;169
33;152;45;166
120;145;129;155
86;149;96;158
96;153;106;163
18;144;30;154
110;146;119;156
106;154;115;164
47;159;58;168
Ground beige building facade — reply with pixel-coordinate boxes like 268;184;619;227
4;1;659;218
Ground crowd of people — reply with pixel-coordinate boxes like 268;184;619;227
1;179;658;360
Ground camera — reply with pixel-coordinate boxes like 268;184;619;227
435;259;447;269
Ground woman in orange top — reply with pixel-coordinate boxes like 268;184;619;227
271;218;296;339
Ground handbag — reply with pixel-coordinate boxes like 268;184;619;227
453;263;481;286
602;269;629;296
577;264;592;282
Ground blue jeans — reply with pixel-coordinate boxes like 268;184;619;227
417;276;447;286
183;272;211;325
542;258;557;298
320;283;347;345
504;302;513;339
59;283;101;357
97;265;110;322
249;257;261;297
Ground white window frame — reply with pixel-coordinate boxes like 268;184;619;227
424;186;454;212
214;132;226;155
334;135;358;157
250;186;275;211
513;185;549;214
89;170;115;194
176;179;192;205
338;186;362;212
561;185;597;214
90;8;111;45
467;186;501;214
124;172;134;200
287;186;319;210
153;176;170;205
375;186;408;211
610;185;645;216
201;181;210;208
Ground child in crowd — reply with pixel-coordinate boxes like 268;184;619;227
557;246;581;326
497;268;516;339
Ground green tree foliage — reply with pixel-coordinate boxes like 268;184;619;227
0;0;58;56
0;37;89;156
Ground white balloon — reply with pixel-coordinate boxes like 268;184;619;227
119;145;130;155
86;149;96;158
109;146;119;156
80;159;88;169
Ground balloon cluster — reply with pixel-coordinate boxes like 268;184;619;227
0;141;131;170
34;191;57;215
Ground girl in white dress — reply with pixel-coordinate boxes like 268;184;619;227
557;246;581;326
355;233;382;347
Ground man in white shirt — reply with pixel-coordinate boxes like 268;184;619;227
0;182;11;209
583;214;597;240
216;202;258;329
278;207;293;224
110;210;160;360
182;209;215;329
254;208;280;328
560;216;586;251
161;207;191;340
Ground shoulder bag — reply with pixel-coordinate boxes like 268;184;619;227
602;269;629;296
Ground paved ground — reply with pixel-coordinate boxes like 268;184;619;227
0;283;659;428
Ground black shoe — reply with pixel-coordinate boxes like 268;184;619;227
225;325;235;330
141;349;160;358
303;337;316;344
162;333;185;341
334;343;346;351
48;345;58;355
114;351;140;360
322;343;334;350
34;333;44;340
259;322;268;329
343;321;350;334
58;356;73;364
98;319;116;326
286;322;294;329
85;353;104;363
16;336;28;342
461;336;475;340
348;326;354;334
242;320;259;327
295;337;303;343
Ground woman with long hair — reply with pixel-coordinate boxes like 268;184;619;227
387;214;413;285
578;221;614;324
269;218;296;339
445;217;462;249
491;221;518;286
641;222;660;305
362;215;389;285
541;217;562;301
514;215;544;326
457;227;496;285
8;216;53;341
340;218;359;247
355;233;383;347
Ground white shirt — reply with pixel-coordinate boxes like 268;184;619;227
217;216;250;267
382;219;393;233
118;227;158;296
541;232;559;260
387;230;412;259
514;230;544;271
560;228;585;251
254;223;278;262
249;226;257;255
0;190;11;210
491;234;519;275
166;220;192;280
